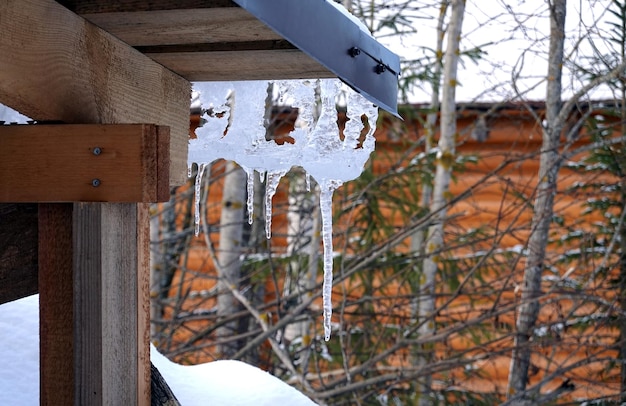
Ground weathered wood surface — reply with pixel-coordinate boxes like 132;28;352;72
58;0;334;81
0;0;190;403
0;124;170;203
58;0;238;13
150;49;334;81
39;204;74;405
0;0;190;186
81;8;281;46
0;204;37;305
73;203;144;405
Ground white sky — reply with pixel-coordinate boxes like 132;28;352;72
375;0;618;104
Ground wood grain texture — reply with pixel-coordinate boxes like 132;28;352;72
58;0;238;13
72;203;103;405
137;203;152;406
148;50;335;81
0;0;190;186
39;204;74;406
82;8;280;46
72;203;147;405
0;204;37;304
0;124;170;203
61;2;334;81
100;203;138;405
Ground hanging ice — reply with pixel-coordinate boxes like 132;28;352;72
319;179;343;341
189;78;378;341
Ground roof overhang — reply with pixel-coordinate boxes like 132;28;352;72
234;0;400;117
59;0;400;117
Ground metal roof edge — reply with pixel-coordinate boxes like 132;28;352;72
233;0;401;118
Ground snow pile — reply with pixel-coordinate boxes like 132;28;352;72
190;79;378;340
0;295;39;405
0;295;316;405
152;345;316;406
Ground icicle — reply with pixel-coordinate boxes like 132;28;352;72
264;170;287;239
194;163;207;236
319;179;343;341
245;168;255;225
305;172;311;192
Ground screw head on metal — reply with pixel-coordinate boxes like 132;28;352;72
91;178;101;187
93;147;102;156
375;64;386;74
348;47;361;57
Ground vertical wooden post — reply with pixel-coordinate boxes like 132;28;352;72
0;2;190;404
39;203;151;406
71;203;150;405
39;204;74;405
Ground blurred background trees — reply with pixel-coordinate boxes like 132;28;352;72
150;1;626;404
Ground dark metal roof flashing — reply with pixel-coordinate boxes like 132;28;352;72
233;0;401;118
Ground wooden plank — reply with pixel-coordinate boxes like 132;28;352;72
58;2;335;81
39;204;74;406
0;204;38;304
58;0;238;13
137;203;152;406
73;203;149;405
156;126;171;202
72;203;103;404
81;8;280;46
147;50;335;81
0;0;190;186
0;124;170;203
0;1;172;404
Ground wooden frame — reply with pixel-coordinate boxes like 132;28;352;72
0;0;190;404
0;124;170;203
0;0;398;404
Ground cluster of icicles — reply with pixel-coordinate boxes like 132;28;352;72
189;79;378;341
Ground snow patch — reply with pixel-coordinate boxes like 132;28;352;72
0;295;316;405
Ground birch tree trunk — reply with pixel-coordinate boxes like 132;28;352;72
410;0;447;318
507;0;566;400
416;1;464;403
217;161;247;358
283;171;319;344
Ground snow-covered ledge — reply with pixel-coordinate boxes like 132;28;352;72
0;295;316;406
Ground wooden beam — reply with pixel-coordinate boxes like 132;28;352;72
0;124;170;203
0;204;38;305
81;8;281;46
146;50;334;81
0;0;191;186
58;1;335;81
0;1;189;404
57;0;239;13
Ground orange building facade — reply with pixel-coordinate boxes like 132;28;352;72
153;101;624;403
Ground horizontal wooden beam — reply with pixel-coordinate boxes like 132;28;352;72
0;0;191;185
0;124;170;203
82;8;281;47
147;50;335;81
58;0;239;13
0;204;38;305
58;1;334;81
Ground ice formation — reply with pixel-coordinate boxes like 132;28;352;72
189;79;378;340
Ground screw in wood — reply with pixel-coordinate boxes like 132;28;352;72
92;178;101;187
93;147;102;156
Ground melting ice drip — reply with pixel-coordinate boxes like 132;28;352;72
189;79;378;341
